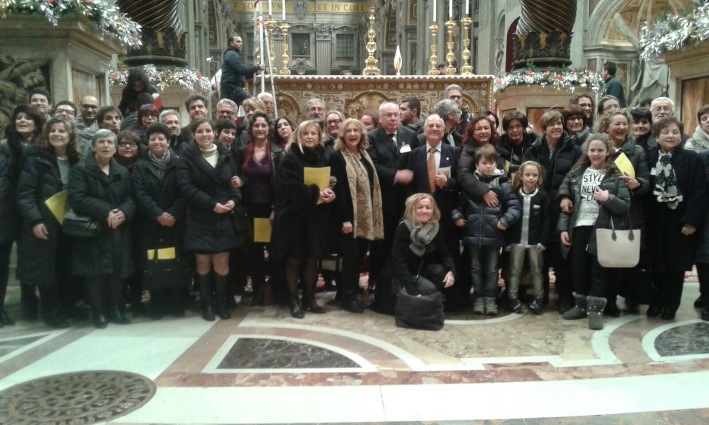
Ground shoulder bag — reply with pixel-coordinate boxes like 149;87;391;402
62;209;101;238
596;210;641;268
142;227;192;290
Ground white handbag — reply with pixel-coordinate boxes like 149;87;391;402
595;215;640;268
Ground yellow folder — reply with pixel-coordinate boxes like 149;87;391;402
304;167;331;204
45;190;68;224
253;218;272;243
614;152;635;177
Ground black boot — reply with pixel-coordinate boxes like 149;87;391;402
41;287;69;328
302;293;325;314
0;308;14;326
107;304;131;325
92;307;108;329
198;274;215;321
341;292;364;314
702;305;709;321
288;298;304;318
214;274;231;320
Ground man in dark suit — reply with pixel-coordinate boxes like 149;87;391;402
407;114;463;309
366;102;419;312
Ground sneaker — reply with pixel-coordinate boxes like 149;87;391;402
485;299;498;316
529;298;544;315
473;299;485;315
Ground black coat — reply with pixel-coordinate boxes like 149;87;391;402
611;137;651;229
457;142;508;200
131;152;186;258
221;47;260;88
272;146;331;259
16;147;75;286
496;133;535;174
507;188;550;247
68;155;135;278
406;143;461;231
696;150;709;264
556;165;632;258
366;126;419;218
645;147;708;272
523;132;582;199
0;153;18;244
176;143;243;254
391;222;456;294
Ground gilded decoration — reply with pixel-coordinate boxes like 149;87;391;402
602;0;693;43
266;75;493;123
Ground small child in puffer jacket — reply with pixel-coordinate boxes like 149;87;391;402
453;145;520;316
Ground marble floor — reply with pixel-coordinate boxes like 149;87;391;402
1;276;709;424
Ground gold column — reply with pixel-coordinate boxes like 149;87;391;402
460;17;473;75
280;22;291;75
445;19;457;75
427;23;439;75
362;7;380;76
267;15;277;69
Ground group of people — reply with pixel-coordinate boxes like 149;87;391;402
1;75;709;332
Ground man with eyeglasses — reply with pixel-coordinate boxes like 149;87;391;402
159;109;187;156
425;99;462;147
444;84;470;136
53;101;77;123
305;98;327;127
257;92;275;117
366;102;419;312
76;95;101;151
323;111;344;161
215;99;238;122
651;97;689;142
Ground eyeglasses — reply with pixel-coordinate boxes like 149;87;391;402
118;143;137;149
449;95;462;99
81;104;99;110
327;119;342;126
381;113;399;119
218;110;236;116
568;116;584;122
652;106;672;112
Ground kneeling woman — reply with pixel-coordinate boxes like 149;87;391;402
557;134;630;330
391;194;456;296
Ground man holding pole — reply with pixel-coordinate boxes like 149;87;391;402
221;35;265;106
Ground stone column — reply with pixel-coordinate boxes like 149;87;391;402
315;24;333;75
477;0;494;75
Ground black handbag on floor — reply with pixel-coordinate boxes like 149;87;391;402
394;252;445;331
142;228;192;290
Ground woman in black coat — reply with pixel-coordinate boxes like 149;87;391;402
132;123;186;319
68;129;136;329
391;193;456;296
0;153;18;327
330;118;384;313
273;120;336;318
17;119;81;328
645;117;708;320
177;118;243;321
0;105;44;321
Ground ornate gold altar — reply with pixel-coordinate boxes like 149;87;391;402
257;75;494;123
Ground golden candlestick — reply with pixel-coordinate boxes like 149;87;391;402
445;20;457;75
460;17;473;75
267;15;277;69
362;7;380;76
279;21;291;75
427;23;439;76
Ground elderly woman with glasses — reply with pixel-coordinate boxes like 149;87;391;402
562;105;590;147
68;129;136;329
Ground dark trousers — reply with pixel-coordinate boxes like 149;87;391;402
0;241;11;309
416;263;448;295
569;226;606;297
545;242;572;302
338;234;369;299
697;262;709;299
221;84;250;106
469;245;500;299
245;203;272;295
652;270;687;314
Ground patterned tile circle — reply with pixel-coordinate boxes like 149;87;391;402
0;371;156;425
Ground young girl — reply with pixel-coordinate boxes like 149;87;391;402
506;161;549;314
557;134;631;330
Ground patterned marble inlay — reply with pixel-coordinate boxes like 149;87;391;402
655;322;709;357
0;371;156;424
0;335;46;358
217;337;358;369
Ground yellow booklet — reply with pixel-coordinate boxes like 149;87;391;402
45;190;68;224
614;152;635;177
304;167;331;204
253;218;272;243
147;247;176;260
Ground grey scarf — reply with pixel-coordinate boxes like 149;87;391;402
403;219;439;257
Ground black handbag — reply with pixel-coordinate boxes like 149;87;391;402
142;228;192;290
62;209;101;238
394;252;446;331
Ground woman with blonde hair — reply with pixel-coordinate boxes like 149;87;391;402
273;120;337;318
390;193;455;296
330;118;383;312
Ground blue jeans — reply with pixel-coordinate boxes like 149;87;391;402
469;246;500;298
